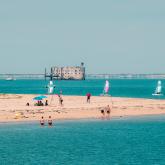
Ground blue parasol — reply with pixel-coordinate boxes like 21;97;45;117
37;95;47;99
33;96;43;101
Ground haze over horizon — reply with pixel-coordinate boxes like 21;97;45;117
0;0;165;74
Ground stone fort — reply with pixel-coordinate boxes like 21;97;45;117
51;63;85;80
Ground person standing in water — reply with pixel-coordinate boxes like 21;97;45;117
40;116;45;126
48;116;53;126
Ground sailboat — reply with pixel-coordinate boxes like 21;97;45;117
5;76;16;81
47;81;56;94
100;80;110;96
152;80;163;96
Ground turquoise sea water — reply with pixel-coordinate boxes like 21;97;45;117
0;79;165;99
1;116;165;165
0;79;165;164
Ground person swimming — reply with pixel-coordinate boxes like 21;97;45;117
48;116;53;126
40;116;45;126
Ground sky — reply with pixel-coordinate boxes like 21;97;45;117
0;0;165;74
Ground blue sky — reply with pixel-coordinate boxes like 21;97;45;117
0;0;165;74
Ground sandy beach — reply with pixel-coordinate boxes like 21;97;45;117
0;94;164;123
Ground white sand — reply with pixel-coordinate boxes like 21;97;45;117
0;94;165;123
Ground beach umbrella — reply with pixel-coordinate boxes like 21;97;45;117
33;96;43;101
37;95;47;99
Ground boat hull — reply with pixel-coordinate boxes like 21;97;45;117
152;93;163;96
100;94;111;97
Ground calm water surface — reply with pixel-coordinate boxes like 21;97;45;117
0;79;165;164
0;116;165;165
0;79;165;99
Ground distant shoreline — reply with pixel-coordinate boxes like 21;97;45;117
1;73;165;80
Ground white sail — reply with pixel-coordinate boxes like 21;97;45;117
156;86;161;93
100;80;111;96
104;80;110;94
155;81;162;94
152;80;163;96
47;81;55;94
6;77;16;81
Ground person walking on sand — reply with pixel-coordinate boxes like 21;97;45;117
86;93;91;103
40;116;45;126
106;105;111;119
48;116;53;126
58;94;63;106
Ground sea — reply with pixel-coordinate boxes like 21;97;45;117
0;79;165;99
1;116;165;165
0;79;165;165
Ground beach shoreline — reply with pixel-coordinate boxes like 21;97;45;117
1;114;165;125
0;94;165;124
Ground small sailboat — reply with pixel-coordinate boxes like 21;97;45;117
152;80;163;96
47;81;56;94
100;80;110;96
5;77;16;81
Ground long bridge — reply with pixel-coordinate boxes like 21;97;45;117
0;73;165;80
86;74;165;79
0;74;44;80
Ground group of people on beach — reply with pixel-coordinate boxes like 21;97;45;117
100;105;111;119
27;94;64;107
86;93;112;119
38;92;111;126
40;116;53;126
26;100;49;106
36;100;49;106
